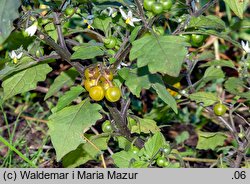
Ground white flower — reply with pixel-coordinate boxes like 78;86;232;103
25;22;38;36
119;7;141;27
107;7;117;17
241;40;250;54
9;50;23;64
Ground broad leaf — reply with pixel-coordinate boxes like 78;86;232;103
0;0;20;44
118;67;177;113
130;35;189;77
51;85;85;113
143;132;166;159
196;131;227;150
189;92;219;106
44;69;79;100
62;135;108;168
48;98;102;161
2;63;52;100
112;151;139;168
71;43;104;60
188;15;226;30
224;0;245;19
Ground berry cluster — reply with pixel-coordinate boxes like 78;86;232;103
83;66;121;102
143;0;172;15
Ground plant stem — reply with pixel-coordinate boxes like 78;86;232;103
0;135;37;168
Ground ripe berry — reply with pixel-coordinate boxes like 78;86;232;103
89;86;105;101
105;86;121;102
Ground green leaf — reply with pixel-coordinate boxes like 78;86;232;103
0;0;20;44
44;69;79;100
62;135;109;168
130;117;160;134
118;67;177;113
130;35;189;77
203;66;225;81
196;131;227;150
117;136;131;150
186;30;241;48
197;66;225;90
44;23;58;42
2;63;52;100
131;160;149;168
93;16;112;35
224;77;250;100
51;85;85;113
0;56;55;80
188;15;226;30
112;151;139;168
224;0;245;19
48;98;102;161
199;60;236;69
189;92;219;107
152;83;177;113
143;132;166;159
130;26;142;42
175;131;190;144
71;43;104;60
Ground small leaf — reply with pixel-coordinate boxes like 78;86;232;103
0;0;20;44
196;66;225;89
130;26;142;42
130;117;160;134
117;136;131;150
199;60;236;69
196;131;227;150
189;92;219;107
152;83;177;113
119;67;177;113
224;0;245;19
48;98;102;161
71;43;104;60
188;15;226;30
51;85;85;113
112;151;139;168
143;132;166;159
224;77;250;100
2;64;52;100
130;35;189;77
93;16;112;35
44;23;58;42
175;131;190;144
45;69;79;100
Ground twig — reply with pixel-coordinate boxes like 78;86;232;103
53;12;69;51
36;30;84;76
168;155;217;163
193;0;218;17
